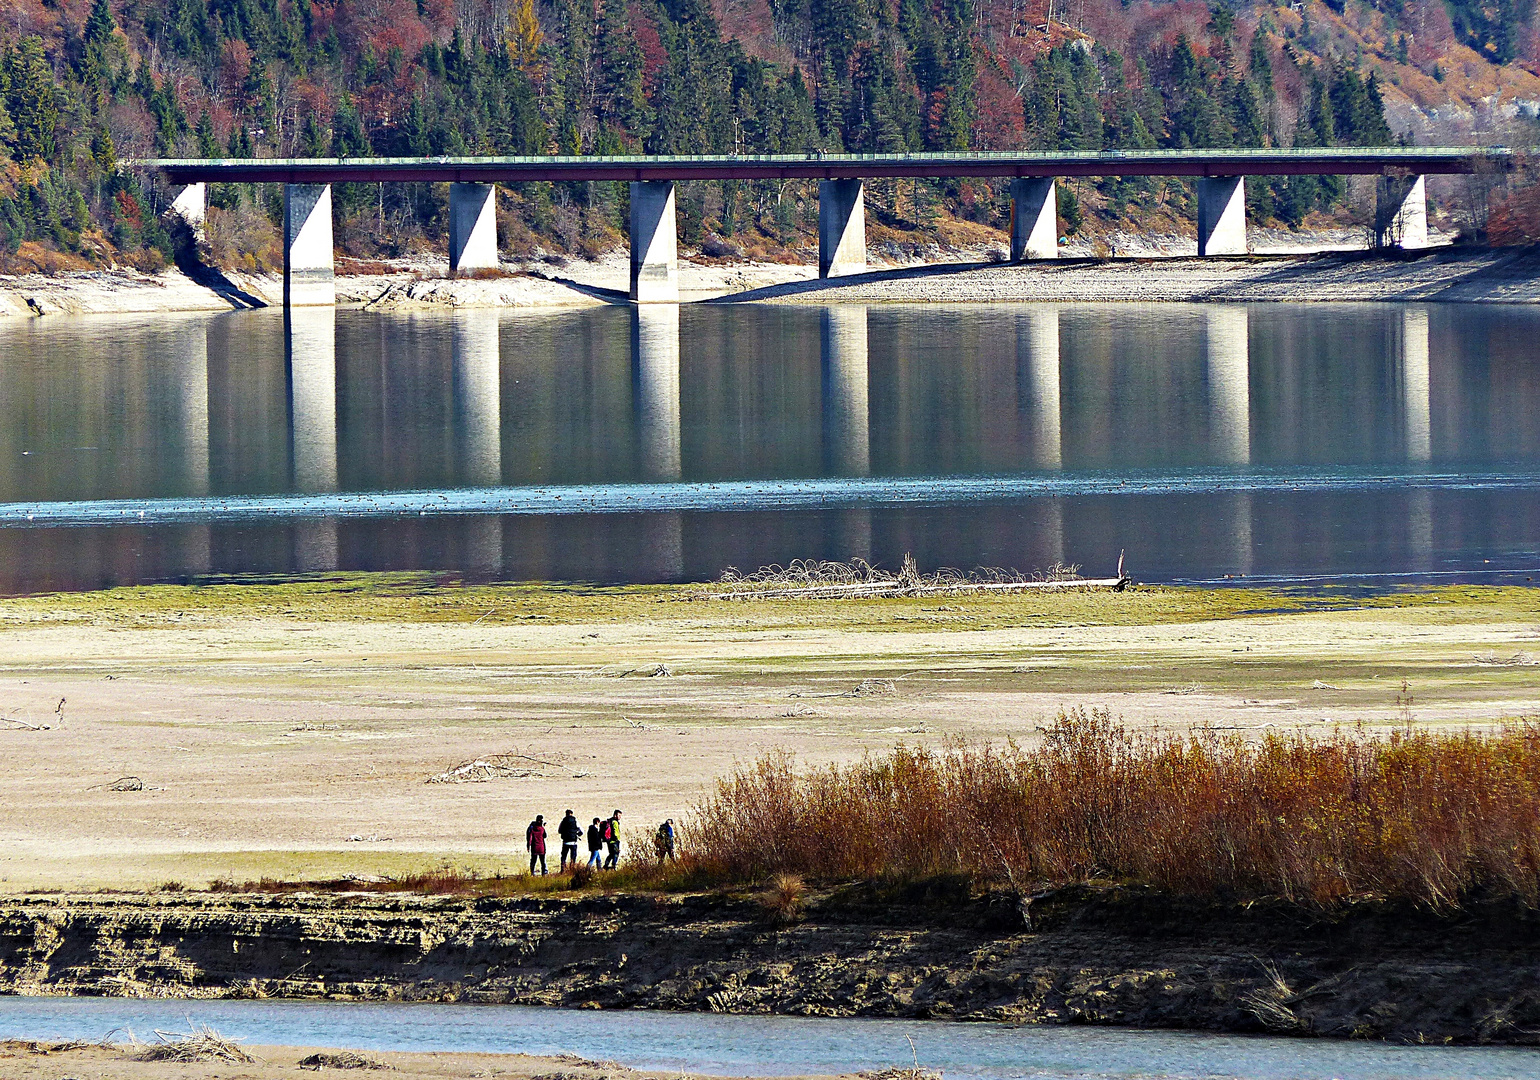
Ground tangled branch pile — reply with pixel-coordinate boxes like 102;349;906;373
427;751;588;784
135;1025;252;1064
690;711;1540;908
696;555;1095;600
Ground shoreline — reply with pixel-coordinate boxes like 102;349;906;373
4;245;1540;316
0;1039;785;1080
2;887;1538;1044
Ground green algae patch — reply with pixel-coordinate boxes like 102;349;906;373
2;575;1539;633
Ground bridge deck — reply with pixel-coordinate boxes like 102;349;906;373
143;147;1525;184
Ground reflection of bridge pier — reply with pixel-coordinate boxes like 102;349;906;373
1019;307;1061;469
1206;308;1253;576
1206;307;1251;466
822;307;871;562
453;309;504;573
1400;308;1434;572
287;307;338;571
633;304;683;580
175;320;211;574
1400;307;1431;463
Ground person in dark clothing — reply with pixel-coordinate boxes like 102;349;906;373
653;819;676;862
526;814;548;875
602;809;623;869
557;809;582;870
586;817;604;869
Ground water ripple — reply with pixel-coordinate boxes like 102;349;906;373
2;470;1539;526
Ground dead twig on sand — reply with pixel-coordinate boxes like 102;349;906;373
1;717;46;730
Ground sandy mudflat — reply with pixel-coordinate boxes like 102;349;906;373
0;1040;798;1080
0;581;1537;890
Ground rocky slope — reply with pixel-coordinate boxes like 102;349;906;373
3;885;1539;1044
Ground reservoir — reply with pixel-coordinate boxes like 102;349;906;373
0;301;1536;592
0;997;1536;1079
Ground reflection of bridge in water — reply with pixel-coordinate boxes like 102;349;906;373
0;305;1469;589
165;305;1443;578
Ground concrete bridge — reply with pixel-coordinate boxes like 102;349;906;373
145;147;1523;305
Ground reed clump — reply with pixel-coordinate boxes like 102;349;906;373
689;710;1540;909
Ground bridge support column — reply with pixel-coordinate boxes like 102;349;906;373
630;181;678;303
449;183;499;275
1010;179;1058;261
284;184;335;307
1197;176;1247;256
1377;175;1428;250
169;183;206;226
819;179;866;278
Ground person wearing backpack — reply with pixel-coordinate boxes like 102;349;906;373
586;817;604;869
602;810;622;869
557;809;583;871
525;814;548;876
653;819;676;862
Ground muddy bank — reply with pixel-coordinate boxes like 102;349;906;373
0;1039;731;1080
5;244;1540;315
3;887;1537;1044
719;246;1540;304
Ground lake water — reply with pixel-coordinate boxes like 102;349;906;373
1;301;1538;593
0;997;1536;1079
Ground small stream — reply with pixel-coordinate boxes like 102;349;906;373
0;997;1535;1079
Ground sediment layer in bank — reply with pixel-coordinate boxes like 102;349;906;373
3;886;1538;1044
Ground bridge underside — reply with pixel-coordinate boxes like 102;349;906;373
152;147;1498;304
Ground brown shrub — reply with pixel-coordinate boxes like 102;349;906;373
689;711;1540;909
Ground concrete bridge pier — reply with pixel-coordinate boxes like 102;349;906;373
819;179;866;278
1197;176;1248;256
1205;307;1251;465
1019;307;1062;469
284;184;336;307
1377;175;1429;250
169;183;206;226
449;183;500;275
286;306;339;571
1010;179;1059;261
821;306;870;476
630;181;679;303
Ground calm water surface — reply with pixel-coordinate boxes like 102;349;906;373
0;997;1535;1079
1;302;1537;592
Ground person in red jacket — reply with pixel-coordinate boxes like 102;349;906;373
526;814;548;875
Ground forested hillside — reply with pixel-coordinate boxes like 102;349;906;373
0;0;1537;271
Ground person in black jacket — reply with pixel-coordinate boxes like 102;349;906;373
585;817;604;869
557;809;582;870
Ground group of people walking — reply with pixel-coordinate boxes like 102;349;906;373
524;809;676;874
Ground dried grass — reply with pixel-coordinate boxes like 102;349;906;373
689;710;1540;909
298;1051;388;1070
